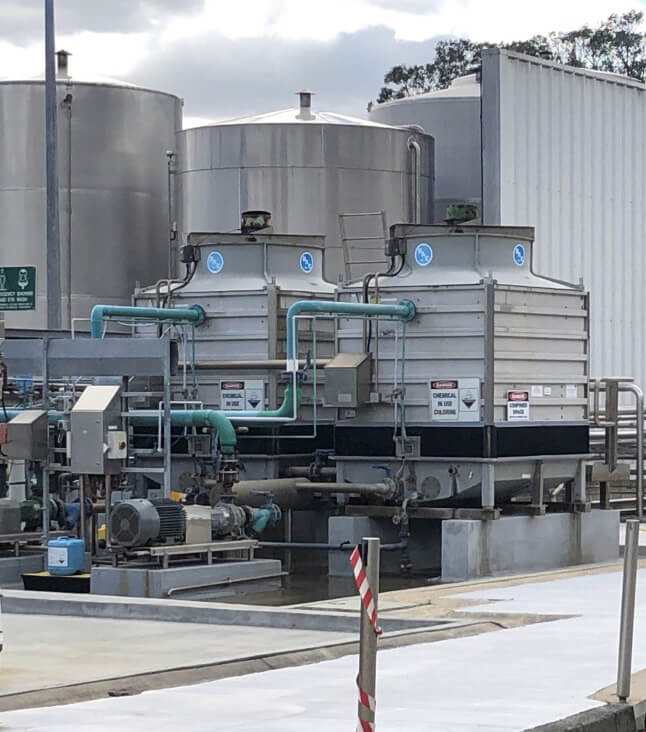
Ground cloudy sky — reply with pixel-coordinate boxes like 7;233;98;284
0;0;641;127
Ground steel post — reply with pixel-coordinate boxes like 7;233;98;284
357;536;380;729
45;0;61;330
617;519;639;701
624;384;644;520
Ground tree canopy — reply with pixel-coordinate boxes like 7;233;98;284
374;10;646;105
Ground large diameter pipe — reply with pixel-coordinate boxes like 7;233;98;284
206;478;318;510
617;519;639;701
90;304;206;339
128;409;237;454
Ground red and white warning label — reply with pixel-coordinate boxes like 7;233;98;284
507;390;530;421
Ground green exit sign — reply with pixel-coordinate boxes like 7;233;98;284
0;267;36;311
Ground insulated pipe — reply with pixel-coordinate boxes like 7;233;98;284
285;299;416;371
89;304;206;339
407;136;422;224
295;481;396;499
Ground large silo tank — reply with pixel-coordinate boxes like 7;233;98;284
176;92;434;283
369;75;480;221
0;52;182;329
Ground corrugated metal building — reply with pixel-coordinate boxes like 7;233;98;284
481;48;646;388
371;48;646;389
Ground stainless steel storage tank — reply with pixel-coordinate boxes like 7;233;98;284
176;92;434;283
0;53;182;329
369;75;480;221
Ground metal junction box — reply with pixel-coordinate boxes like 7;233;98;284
324;353;371;407
70;385;123;475
4;410;48;460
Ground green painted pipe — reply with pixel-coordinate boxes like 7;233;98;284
129;410;237;454
0;407;237;454
90;304;206;339
285;299;416;365
222;383;299;420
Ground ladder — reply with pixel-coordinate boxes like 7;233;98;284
339;211;388;283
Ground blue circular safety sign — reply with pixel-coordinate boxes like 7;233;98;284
414;242;433;267
513;243;526;267
206;250;224;274
300;251;314;274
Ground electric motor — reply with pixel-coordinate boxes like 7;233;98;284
110;498;185;548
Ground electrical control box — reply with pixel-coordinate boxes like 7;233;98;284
70;385;122;474
4;410;48;460
324;353;371;408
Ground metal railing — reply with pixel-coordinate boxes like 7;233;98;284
588;378;645;520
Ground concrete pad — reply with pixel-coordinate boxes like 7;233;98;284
442;510;620;581
3;565;645;730
0;612;356;698
0;555;44;585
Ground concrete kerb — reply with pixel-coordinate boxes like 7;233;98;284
524;704;637;732
0;589;437;634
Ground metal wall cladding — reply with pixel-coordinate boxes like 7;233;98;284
135;234;336;418
369;75;481;220
176;122;434;283
481;48;646;389
0;79;182;329
335;226;588;424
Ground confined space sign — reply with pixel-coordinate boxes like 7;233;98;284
507;390;530;421
429;378;480;421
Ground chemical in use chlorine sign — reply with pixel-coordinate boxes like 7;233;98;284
507;390;530;421
429;378;480;422
0;267;36;310
220;380;265;411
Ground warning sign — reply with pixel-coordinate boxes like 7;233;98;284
220;380;265;411
429;378;480;422
507;390;530;421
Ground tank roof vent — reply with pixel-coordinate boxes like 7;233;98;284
296;90;315;120
56;49;71;78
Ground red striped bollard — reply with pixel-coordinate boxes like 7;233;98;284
350;537;381;731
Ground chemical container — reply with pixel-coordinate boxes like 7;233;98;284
47;537;85;576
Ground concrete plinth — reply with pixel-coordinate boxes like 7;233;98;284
0;554;44;585
442;510;620;581
91;559;282;598
328;516;441;577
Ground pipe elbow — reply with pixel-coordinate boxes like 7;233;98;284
398;299;417;322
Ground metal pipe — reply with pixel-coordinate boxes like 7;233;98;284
79;474;87;548
205;478;317;509
407;137;422;223
63;84;72;330
624;383;644;520
128;409;237;454
45;0;61;331
295;481;395;498
286;299;416;369
258;541;353;551
104;475;112;551
358;537;380;730
286;466;336;478
617;519;639;701
89;304;206;339
190;359;331;370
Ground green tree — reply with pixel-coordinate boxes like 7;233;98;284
374;11;645;105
